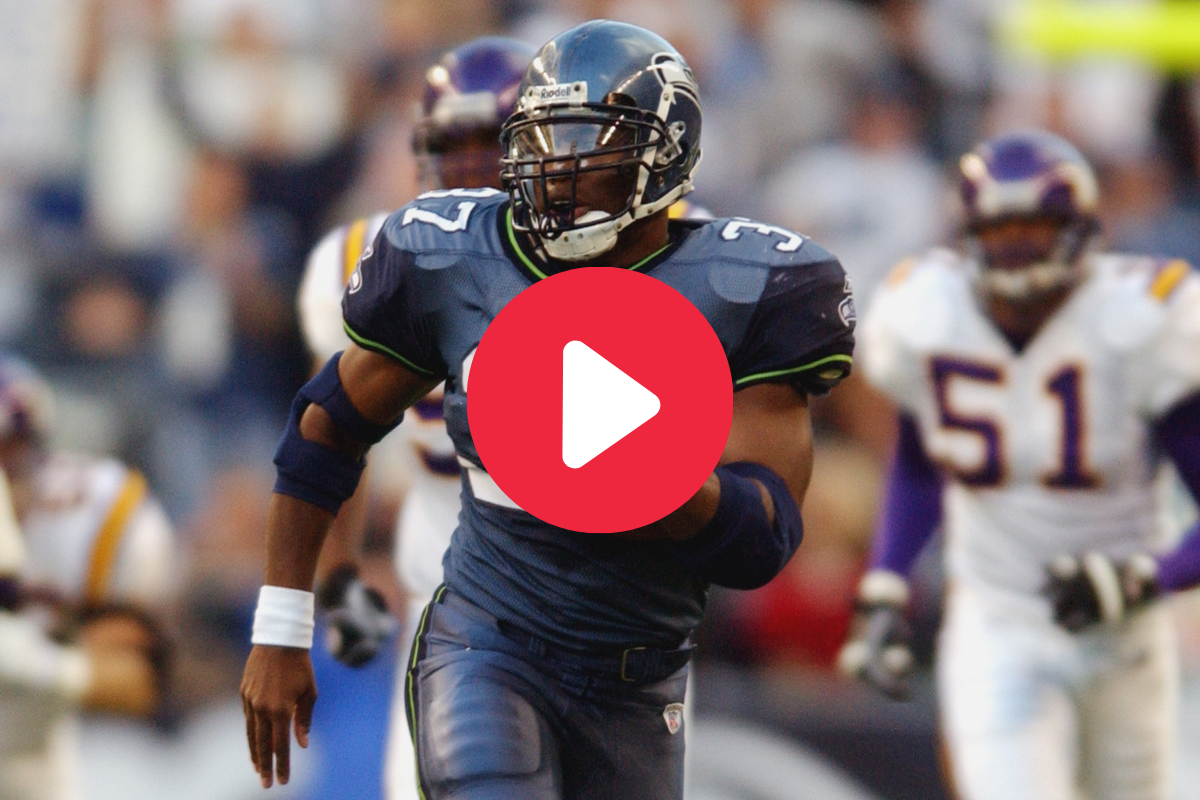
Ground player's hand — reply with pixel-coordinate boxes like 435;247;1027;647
240;645;317;788
315;564;397;667
1042;552;1159;632
837;570;914;701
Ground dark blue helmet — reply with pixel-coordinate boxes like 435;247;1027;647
500;21;702;261
413;37;536;190
959;130;1100;300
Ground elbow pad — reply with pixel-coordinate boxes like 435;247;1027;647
273;353;404;514
674;462;804;589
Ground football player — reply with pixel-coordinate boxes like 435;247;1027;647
838;130;1200;800
0;355;174;800
242;21;855;799
296;36;536;800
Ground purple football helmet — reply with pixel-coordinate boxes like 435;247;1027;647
412;37;537;191
959;130;1100;301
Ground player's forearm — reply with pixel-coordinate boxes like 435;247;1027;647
314;465;371;583
263;493;336;590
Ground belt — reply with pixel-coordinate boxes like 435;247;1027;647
495;618;694;684
464;464;524;511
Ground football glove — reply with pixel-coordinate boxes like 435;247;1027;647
837;570;914;701
1043;552;1159;632
316;564;397;668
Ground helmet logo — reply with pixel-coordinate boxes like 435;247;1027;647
650;53;699;107
838;295;856;327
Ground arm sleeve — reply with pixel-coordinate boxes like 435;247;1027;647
729;249;855;395
1153;391;1200;591
341;220;448;379
672;462;804;589
868;413;944;576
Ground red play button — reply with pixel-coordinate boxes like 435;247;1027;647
467;267;732;533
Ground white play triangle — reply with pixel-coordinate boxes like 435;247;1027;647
562;340;660;469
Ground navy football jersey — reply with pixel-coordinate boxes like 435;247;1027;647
343;188;854;652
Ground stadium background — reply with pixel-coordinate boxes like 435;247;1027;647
1;0;1199;797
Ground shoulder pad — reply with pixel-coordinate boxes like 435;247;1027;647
866;248;969;351
382;189;507;264
1094;254;1194;351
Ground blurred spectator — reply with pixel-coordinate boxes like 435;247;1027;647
1100;153;1200;266
764;69;948;303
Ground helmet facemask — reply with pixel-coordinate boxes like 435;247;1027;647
966;214;1098;303
501;90;693;261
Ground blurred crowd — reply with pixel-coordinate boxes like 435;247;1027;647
2;0;1200;797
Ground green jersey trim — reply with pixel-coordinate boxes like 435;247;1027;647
734;353;853;388
343;320;439;377
504;207;672;280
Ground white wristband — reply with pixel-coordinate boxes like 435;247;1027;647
251;585;315;649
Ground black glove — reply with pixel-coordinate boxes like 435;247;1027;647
837;570;914;700
1043;552;1159;633
316;564;398;667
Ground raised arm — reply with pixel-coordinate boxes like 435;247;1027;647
241;344;439;789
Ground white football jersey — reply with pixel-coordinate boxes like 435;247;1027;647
1;453;174;800
298;212;390;364
298;213;461;600
862;250;1200;615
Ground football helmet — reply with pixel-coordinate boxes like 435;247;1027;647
500;21;702;261
0;356;52;445
412;37;536;191
959;130;1100;301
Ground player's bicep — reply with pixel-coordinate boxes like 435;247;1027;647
334;344;441;427
721;383;813;508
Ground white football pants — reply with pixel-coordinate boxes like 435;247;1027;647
938;587;1178;800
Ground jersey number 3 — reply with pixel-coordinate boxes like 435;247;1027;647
930;357;1098;489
